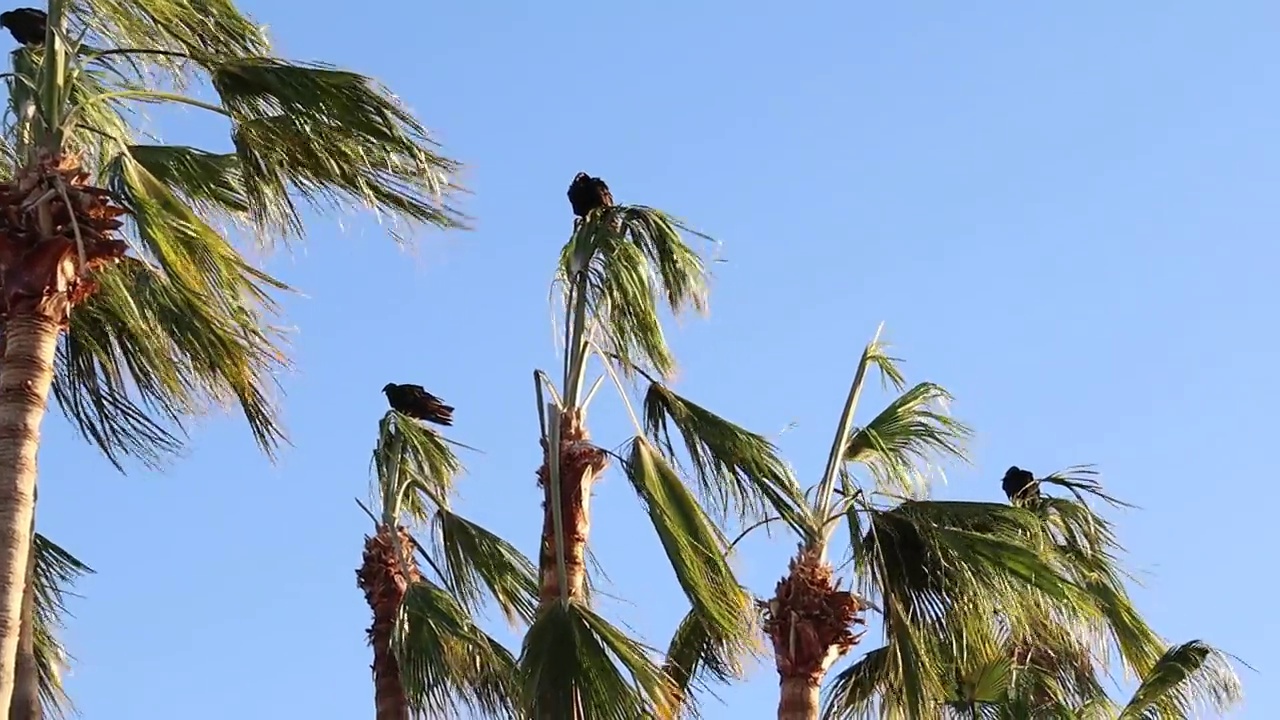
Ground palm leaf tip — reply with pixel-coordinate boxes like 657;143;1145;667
432;508;539;626
1118;640;1244;719
520;600;678;719
642;381;803;525
625;438;757;652
844;381;971;497
393;580;521;718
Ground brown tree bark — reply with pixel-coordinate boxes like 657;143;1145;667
9;504;38;720
0;314;61;718
357;527;421;720
763;545;868;720
535;408;608;605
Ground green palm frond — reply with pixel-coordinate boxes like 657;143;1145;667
844;382;971;499
371;411;462;524
641;381;804;526
519;599;677;720
1115;641;1243;720
623;438;758;675
663;605;758;717
71;0;268;75
30;533;94;720
431;508;539;626
125;145;248;216
392;580;521;719
560;206;710;380
822;646;891;719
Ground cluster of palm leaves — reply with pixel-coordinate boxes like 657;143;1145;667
0;1;1245;720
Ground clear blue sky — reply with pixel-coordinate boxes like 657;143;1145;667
35;1;1275;717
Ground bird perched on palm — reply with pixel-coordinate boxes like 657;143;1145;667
0;7;45;46
1001;465;1040;504
382;383;454;427
566;172;613;218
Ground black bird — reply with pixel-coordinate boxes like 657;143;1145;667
1001;466;1040;504
567;172;613;218
0;8;45;46
382;383;454;426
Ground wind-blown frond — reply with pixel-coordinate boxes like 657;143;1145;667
642;381;803;525
30;533;94;720
844;382;970;499
1116;640;1243;719
431;508;539;626
822;646;891;719
663;604;758;717
519;599;677;719
560;206;710;380
624;439;758;674
392;580;521;719
371;411;462;524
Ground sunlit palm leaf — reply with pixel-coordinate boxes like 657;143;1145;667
519;599;677;719
642;381;804;526
1115;642;1242;720
372;411;462;523
663;605;757;717
432;508;539;626
126;144;248;216
392;580;521;719
844;382;970;499
822;646;891;719
561;206;710;380
31;533;93;720
624;439;758;675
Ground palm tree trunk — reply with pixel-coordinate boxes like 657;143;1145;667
0;314;61;718
357;527;421;720
764;546;868;720
777;676;822;720
536;409;608;605
10;505;39;720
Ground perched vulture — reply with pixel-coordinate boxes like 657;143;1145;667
1001;466;1040;504
0;8;45;46
566;172;613;218
382;383;454;427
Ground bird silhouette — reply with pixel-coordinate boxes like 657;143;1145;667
567;172;614;218
382;383;454;426
1001;466;1040;504
0;8;45;46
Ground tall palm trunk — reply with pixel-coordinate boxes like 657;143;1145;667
0;147;127;714
9;505;38;720
357;527;421;720
763;546;867;720
535;408;608;604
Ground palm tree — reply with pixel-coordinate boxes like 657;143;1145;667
356;410;534;719
519;182;804;717
0;0;463;708
748;328;1164;719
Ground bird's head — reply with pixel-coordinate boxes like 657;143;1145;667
381;383;396;394
572;172;590;183
1004;465;1022;476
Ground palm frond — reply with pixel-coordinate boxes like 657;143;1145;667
1118;644;1238;720
821;646;891;719
662;604;760;717
126;144;248;216
204;58;462;240
392;580;521;719
431;508;539;626
562;206;710;380
844;382;970;499
520;600;677;719
372;411;462;524
623;438;758;678
31;533;94;720
642;381;804;526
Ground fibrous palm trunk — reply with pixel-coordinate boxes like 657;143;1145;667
535;408;608;604
357;526;422;720
9;508;37;720
762;545;867;720
0;152;126;714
